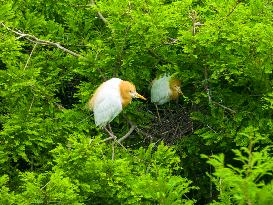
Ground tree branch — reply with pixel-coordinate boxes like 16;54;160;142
24;43;37;70
89;0;108;24
189;10;203;36
204;66;212;104
226;0;241;18
117;124;136;143
212;101;236;114
203;67;236;114
0;22;81;57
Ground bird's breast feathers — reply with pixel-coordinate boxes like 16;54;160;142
90;78;123;127
151;75;172;105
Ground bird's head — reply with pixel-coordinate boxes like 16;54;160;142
170;78;183;99
120;81;146;107
121;81;146;100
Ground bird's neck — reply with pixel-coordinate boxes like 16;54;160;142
169;79;181;100
120;81;132;108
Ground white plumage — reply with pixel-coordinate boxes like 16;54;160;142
151;75;172;105
88;78;146;128
90;78;123;127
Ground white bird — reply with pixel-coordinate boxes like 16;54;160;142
88;78;146;128
151;74;182;105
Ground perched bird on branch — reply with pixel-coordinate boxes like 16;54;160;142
88;78;146;128
151;74;182;105
150;74;183;121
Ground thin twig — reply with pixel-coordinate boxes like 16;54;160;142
28;96;35;112
24;43;37;70
203;64;235;114
102;136;116;142
103;127;117;140
163;37;179;45
117;124;136;143
89;0;108;24
148;49;171;65
226;0;241;17
189;10;203;36
212;101;236;114
40;181;50;190
0;22;81;57
103;126;128;160
204;67;212;104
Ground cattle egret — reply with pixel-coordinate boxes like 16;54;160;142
151;74;182;105
88;78;146;128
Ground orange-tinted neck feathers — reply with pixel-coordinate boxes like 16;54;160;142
169;78;182;100
119;80;136;107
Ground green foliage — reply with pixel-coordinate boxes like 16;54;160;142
0;175;16;204
1;0;273;204
203;131;273;204
18;171;82;204
52;138;195;204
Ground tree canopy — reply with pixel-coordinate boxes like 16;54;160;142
1;0;273;204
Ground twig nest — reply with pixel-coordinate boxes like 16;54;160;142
140;104;195;145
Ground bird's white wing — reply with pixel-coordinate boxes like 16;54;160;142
92;84;122;127
151;75;172;105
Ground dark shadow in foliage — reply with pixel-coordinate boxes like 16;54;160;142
55;74;89;109
176;135;219;205
9;157;31;173
20;42;35;54
0;59;7;70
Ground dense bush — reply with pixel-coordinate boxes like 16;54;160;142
1;0;273;204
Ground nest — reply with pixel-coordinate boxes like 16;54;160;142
139;104;196;145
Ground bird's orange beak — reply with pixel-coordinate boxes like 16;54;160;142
136;92;147;100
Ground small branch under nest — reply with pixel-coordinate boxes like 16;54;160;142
0;22;81;57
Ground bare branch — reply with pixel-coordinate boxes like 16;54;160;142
89;0;108;24
28;96;35;112
212;101;236;114
24;43;37;70
102;126;129;160
163;37;179;45
204;67;212;104
203;66;235;114
189;10;203;36
0;22;81;57
40;181;50;190
226;0;241;18
117;124;136;143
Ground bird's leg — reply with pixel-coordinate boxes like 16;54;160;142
103;124;117;160
155;104;161;122
103;124;117;142
103;122;131;159
108;123;113;134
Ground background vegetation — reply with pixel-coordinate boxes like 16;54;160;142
1;0;273;204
